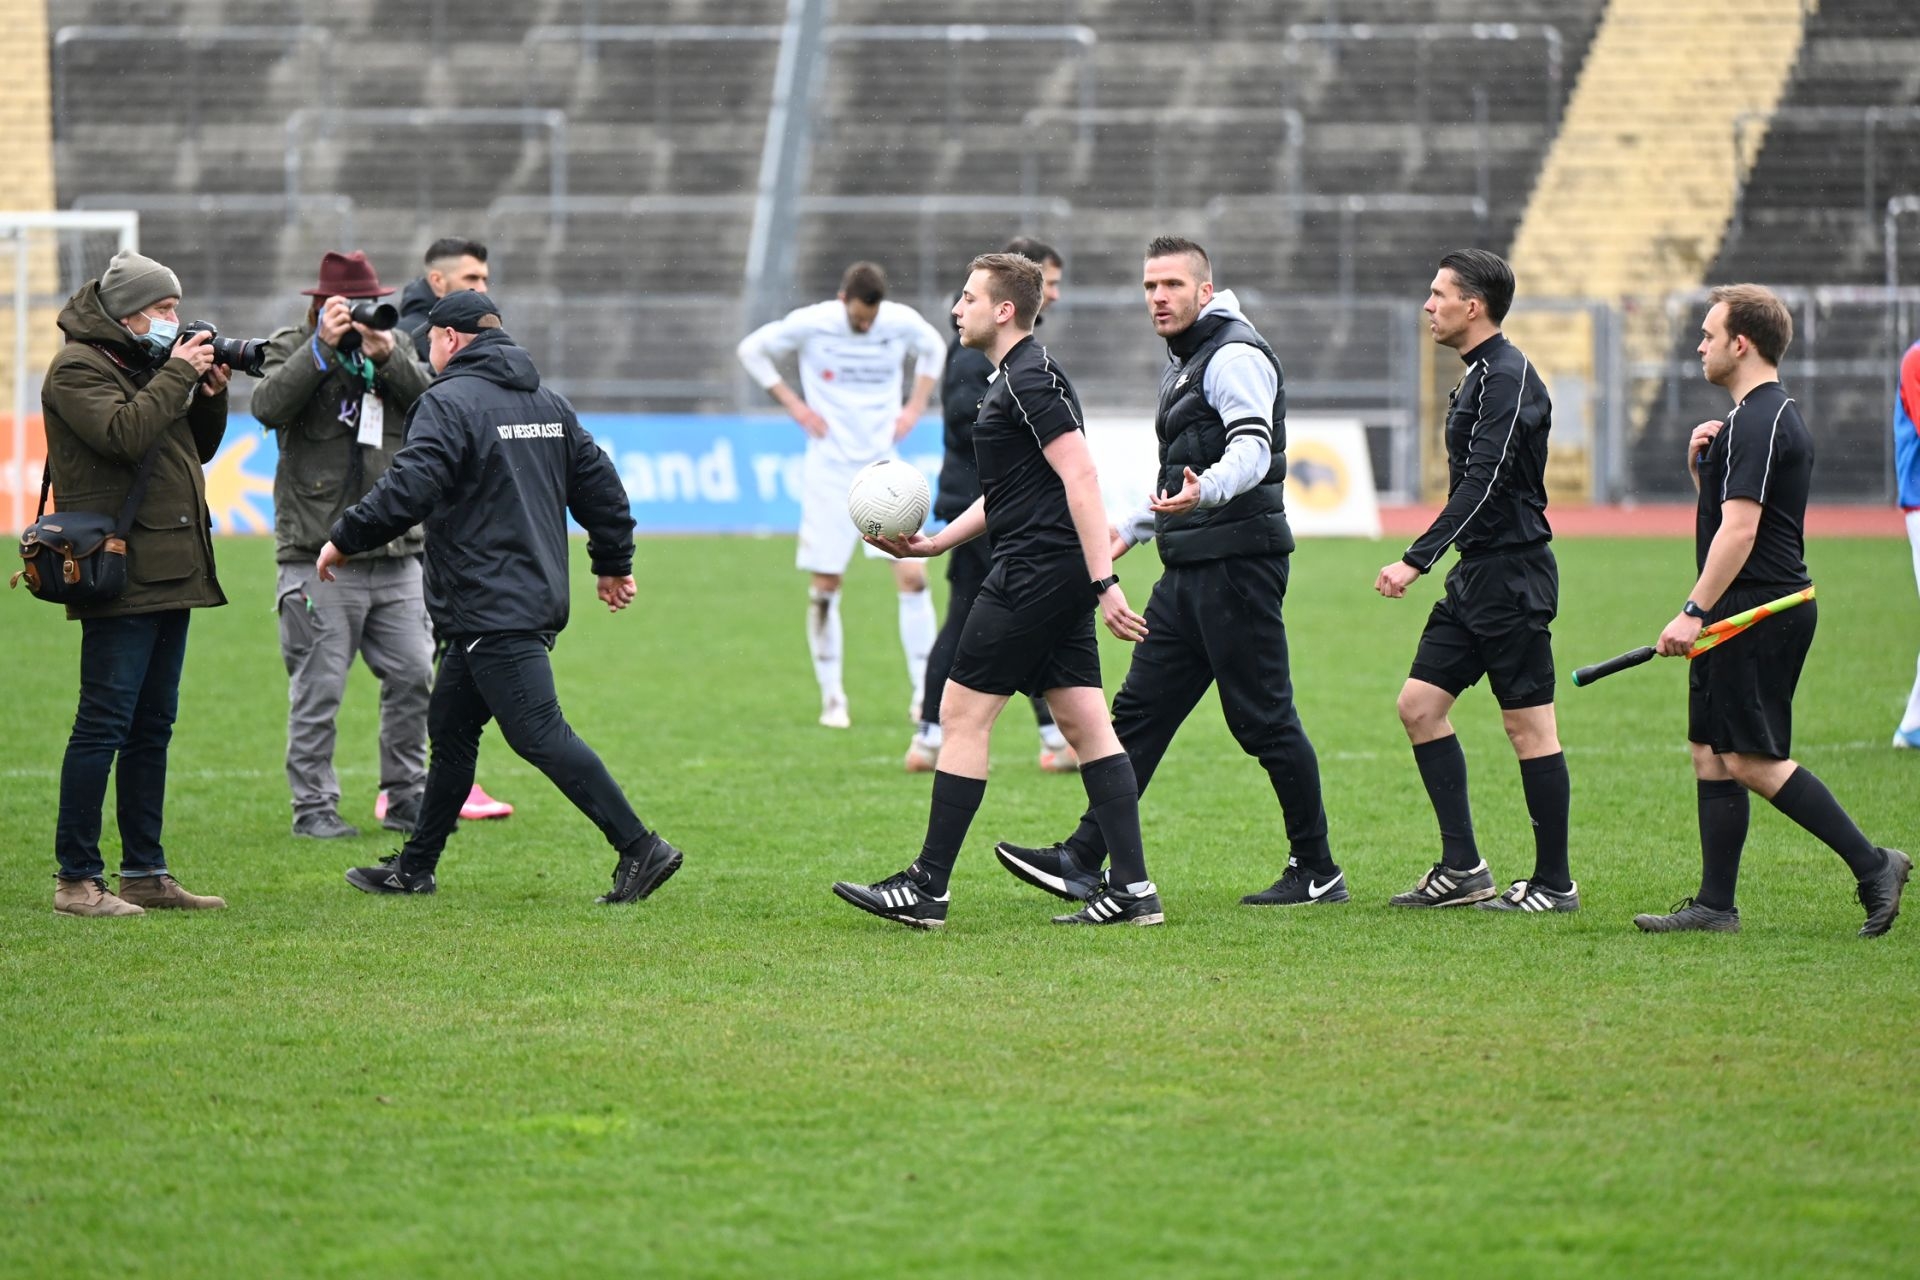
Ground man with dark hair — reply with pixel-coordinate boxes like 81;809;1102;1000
1373;248;1576;913
393;235;514;826
737;260;946;729
252;250;434;841
995;235;1343;910
832;253;1162;929
322;291;684;905
909;235;1077;775
398;237;490;361
1634;284;1908;937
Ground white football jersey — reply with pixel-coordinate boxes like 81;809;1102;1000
737;299;947;467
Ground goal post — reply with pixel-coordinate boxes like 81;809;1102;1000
2;210;139;533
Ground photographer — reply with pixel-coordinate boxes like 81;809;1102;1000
41;250;229;916
251;250;433;840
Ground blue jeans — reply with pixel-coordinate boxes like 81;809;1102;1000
54;610;191;881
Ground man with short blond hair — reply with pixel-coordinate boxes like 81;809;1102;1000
832;252;1163;929
1634;283;1909;937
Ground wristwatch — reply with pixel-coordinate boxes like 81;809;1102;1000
1091;574;1121;597
1682;600;1709;621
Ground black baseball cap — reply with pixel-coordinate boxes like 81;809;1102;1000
427;289;502;333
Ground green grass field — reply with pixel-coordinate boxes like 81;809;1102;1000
2;534;1916;1278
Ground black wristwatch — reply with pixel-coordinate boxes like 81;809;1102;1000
1682;600;1709;621
1091;574;1121;597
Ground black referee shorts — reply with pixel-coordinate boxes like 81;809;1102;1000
949;554;1102;697
1409;544;1558;710
1689;588;1816;759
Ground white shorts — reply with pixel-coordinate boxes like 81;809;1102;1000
796;451;900;574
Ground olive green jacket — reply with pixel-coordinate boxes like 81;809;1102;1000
250;315;432;562
40;282;229;621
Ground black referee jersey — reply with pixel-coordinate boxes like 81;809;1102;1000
1694;380;1813;595
974;334;1087;571
1404;332;1553;571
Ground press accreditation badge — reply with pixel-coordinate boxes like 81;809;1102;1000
357;395;384;447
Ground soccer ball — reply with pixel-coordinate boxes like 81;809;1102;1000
847;459;932;539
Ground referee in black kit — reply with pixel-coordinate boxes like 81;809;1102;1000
907;236;1078;775
832;252;1163;929
1374;249;1576;913
316;290;685;905
1633;284;1908;937
995;235;1343;908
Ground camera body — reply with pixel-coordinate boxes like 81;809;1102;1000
178;320;268;377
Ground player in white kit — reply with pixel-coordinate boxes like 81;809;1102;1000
737;262;947;728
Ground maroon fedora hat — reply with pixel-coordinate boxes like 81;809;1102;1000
300;250;396;298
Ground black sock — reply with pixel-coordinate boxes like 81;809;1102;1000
1518;752;1571;891
1766;766;1886;880
1695;778;1749;911
911;771;986;895
1079;753;1148;889
1413;735;1478;870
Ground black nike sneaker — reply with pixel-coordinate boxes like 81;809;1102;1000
345;862;436;895
1241;857;1350;906
599;833;684;904
831;865;949;930
1051;880;1165;927
994;840;1100;902
1857;847;1911;938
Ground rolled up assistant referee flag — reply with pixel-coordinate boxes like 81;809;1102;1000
1571;585;1816;687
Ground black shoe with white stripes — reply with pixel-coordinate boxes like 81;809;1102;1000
994;839;1101;902
1476;879;1580;913
1051;880;1165;927
1241;857;1350;906
1389;859;1496;908
831;865;949;930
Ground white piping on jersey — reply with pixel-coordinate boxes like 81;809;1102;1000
1003;345;1080;449
1722;396;1791;505
1411;359;1527;571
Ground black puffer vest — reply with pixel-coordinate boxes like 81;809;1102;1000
1153;311;1294;565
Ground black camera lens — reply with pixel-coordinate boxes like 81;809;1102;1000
348;301;398;330
179;320;269;377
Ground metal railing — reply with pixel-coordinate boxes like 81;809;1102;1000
1889;195;1920;291
1203;194;1491;296
1731;107;1920;233
1018;107;1306;211
1284;23;1566;133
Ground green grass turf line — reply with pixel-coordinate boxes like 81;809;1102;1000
1;535;1915;1277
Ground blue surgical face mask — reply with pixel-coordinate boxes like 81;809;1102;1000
135;310;178;357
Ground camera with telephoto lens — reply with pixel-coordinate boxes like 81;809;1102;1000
177;320;268;377
335;300;398;355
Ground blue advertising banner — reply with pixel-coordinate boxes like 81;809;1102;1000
203;414;947;536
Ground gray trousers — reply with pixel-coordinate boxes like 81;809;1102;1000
276;555;433;818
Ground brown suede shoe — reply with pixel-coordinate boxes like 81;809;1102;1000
54;876;144;917
116;873;226;911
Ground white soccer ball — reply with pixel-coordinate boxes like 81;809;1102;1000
847;459;932;539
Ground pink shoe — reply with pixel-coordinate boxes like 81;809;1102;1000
375;790;390;821
461;783;514;821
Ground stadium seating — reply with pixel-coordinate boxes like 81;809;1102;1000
1630;0;1920;499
